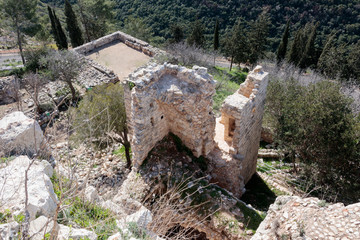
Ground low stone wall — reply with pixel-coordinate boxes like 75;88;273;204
73;31;161;57
124;63;216;168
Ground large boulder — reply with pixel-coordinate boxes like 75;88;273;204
252;196;360;240
0;156;57;220
0;111;45;157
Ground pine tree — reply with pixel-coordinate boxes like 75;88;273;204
299;22;319;69
247;13;270;65
214;19;220;50
48;6;61;49
54;10;68;50
288;23;311;66
276;20;290;64
65;0;84;47
223;19;249;71
187;20;205;47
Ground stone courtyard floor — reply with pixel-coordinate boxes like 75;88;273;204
87;40;151;80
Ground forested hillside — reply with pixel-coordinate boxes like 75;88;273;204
41;0;360;50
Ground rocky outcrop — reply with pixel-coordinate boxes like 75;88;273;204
0;222;19;240
0;111;45;157
252;196;360;240
0;155;57;220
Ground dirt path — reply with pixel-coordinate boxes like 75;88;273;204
87;41;151;80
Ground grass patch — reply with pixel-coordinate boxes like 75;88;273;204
235;201;264;231
209;66;247;114
51;172;117;239
58;197;117;239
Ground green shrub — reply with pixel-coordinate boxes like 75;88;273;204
266;77;360;199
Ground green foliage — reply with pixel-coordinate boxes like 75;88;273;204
299;22;319;69
187;19;205;47
65;0;84;47
1;0;38;63
54;9;68;50
127;222;149;239
213;19;219;50
247;13;270;64
113;145;132;160
266;77;360;193
24;46;50;72
58;197;117;239
276;20;290;64
210;66;244;114
72;83;132;166
123;16;154;43
77;0;115;42
169;24;184;43
42;50;82;101
111;0;359;50
14;213;25;223
0;209;12;224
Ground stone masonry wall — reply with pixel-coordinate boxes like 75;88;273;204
73;31;162;57
220;66;269;184
124;63;216;168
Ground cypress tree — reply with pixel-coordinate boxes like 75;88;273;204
48;6;61;49
299;22;319;69
54;10;68;50
214;19;219;50
170;24;184;43
317;31;337;73
187;20;205;47
276;20;290;64
65;0;84;47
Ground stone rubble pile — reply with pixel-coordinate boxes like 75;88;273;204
252;196;360;240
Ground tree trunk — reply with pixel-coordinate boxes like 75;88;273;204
229;55;234;71
67;81;77;102
15;18;25;64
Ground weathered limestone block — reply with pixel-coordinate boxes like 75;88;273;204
0;111;46;156
58;224;97;240
0;156;57;220
124;63;216;167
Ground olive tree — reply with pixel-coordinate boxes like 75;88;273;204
42;50;83;102
266;76;360;193
72;83;132;168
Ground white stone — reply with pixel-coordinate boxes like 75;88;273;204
29;216;58;240
57;224;97;240
0;222;19;240
0;156;57;220
0;111;45;156
84;185;101;203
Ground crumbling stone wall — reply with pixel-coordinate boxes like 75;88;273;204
73;31;162;57
220;66;269;184
124;63;216;167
